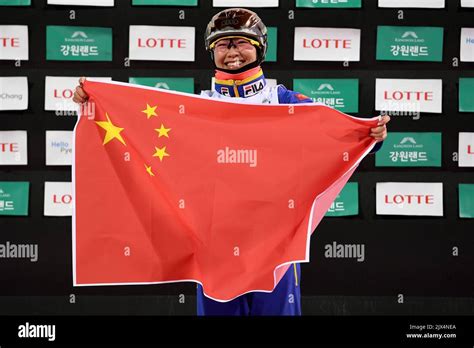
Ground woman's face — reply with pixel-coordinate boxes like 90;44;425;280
213;37;258;70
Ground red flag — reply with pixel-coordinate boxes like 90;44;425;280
73;79;379;301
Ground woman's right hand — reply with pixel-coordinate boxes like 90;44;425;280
72;77;89;104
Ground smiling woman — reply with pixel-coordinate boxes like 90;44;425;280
213;37;257;70
204;8;267;74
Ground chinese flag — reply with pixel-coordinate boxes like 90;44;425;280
74;79;379;301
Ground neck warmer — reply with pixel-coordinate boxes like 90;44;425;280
214;66;267;98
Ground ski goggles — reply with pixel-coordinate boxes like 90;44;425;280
209;36;261;51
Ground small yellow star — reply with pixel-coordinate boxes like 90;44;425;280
153;146;170;162
142;104;158;119
144;164;155;177
95;112;126;146
155;124;171;138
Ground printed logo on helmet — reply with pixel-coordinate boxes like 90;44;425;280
221;19;240;27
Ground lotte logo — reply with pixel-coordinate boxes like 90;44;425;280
385;194;434;205
302;38;352;49
0;37;20;48
137;38;186;49
53;89;74;99
53;194;72;204
384;91;433;101
0;143;19;153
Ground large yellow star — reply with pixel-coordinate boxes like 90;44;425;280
142;104;158;119
95;112;126;146
144;164;155;177
153;146;170;162
155;124;171;138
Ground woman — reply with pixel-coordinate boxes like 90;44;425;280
73;8;389;316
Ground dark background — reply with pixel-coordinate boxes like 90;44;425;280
0;0;473;315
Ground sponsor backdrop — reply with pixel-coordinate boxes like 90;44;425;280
0;0;473;315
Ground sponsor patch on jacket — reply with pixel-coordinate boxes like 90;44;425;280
243;80;265;97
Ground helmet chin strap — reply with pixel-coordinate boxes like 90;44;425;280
214;59;261;74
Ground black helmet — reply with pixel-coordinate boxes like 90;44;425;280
205;8;268;65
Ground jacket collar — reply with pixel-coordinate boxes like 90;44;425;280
214;66;267;98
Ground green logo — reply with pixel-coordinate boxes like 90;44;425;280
129;77;194;93
266;27;277;62
459;78;474;112
459;184;474;218
293;79;359;113
132;0;197;4
46;26;112;61
325;182;359;217
0;0;30;5
296;0;361;8
376;26;444;62
375;132;442;167
0;182;29;216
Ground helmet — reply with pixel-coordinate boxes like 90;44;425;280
205;8;268;65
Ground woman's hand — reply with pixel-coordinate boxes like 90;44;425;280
370;115;390;142
72;77;89;104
